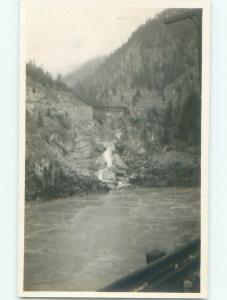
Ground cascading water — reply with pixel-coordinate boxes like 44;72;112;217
103;145;113;168
98;143;129;188
98;144;115;183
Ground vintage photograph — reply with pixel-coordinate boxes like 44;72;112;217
19;0;209;297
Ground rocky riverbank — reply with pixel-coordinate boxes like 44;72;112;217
127;157;200;187
25;62;201;201
25;159;109;201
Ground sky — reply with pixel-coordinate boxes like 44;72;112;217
25;0;162;77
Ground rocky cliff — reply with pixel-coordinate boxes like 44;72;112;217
25;8;201;200
25;64;110;200
66;8;201;188
71;8;201;147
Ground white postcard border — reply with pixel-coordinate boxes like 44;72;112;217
18;0;210;298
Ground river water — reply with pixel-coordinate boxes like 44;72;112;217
24;187;200;291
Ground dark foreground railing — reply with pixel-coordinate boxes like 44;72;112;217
99;239;200;292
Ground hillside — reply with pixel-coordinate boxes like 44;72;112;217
25;8;201;201
63;56;106;87
25;62;109;200
69;8;202;188
73;8;201;147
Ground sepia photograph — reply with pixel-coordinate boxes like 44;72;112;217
18;0;209;297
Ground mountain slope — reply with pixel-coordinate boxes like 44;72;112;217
25;62;109;200
25;8;202;200
74;8;201;147
63;56;106;87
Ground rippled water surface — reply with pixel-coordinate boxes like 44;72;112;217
24;187;200;291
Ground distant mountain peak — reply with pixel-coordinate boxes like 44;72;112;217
63;56;106;87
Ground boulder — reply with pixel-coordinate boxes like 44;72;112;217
98;168;115;182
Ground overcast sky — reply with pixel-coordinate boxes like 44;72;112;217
25;0;162;77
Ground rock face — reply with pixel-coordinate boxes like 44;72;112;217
98;168;116;183
25;159;109;200
26;8;201;200
25;65;110;201
72;8;201;149
26;63;200;200
127;158;200;187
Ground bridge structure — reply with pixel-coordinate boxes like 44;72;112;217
92;105;129;123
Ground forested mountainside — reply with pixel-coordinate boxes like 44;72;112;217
63;56;106;87
25;62;109;200
25;8;201;201
72;8;201;147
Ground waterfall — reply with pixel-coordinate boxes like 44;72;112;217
103;145;113;168
98;144;114;182
98;143;129;187
98;169;104;181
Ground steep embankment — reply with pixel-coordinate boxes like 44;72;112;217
25;65;109;200
26;8;201;200
67;8;201;187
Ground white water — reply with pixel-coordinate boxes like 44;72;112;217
103;144;113;168
98;144;115;182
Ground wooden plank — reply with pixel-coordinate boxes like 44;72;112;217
140;256;200;292
99;239;200;292
146;249;166;264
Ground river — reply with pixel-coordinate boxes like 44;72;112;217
24;187;200;291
